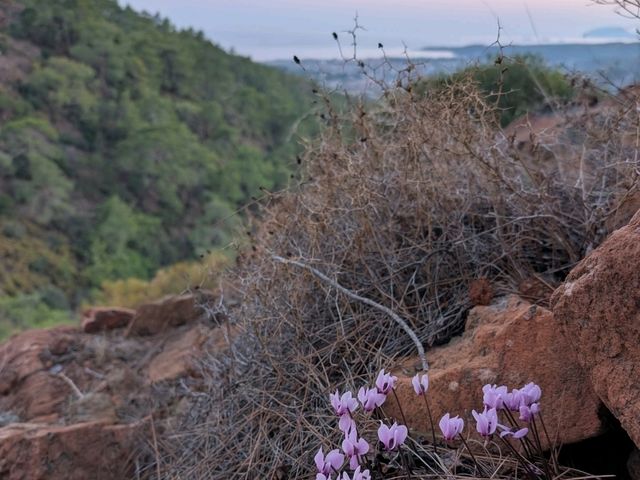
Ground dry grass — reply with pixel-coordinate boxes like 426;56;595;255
156;65;640;479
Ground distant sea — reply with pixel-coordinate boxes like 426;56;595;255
250;37;638;62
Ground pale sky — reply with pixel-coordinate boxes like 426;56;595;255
120;0;638;60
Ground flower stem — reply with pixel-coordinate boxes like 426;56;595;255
399;446;413;479
392;388;408;426
498;435;536;479
503;409;535;458
421;394;438;455
458;433;485;477
530;418;553;480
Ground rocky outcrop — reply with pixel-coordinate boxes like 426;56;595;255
386;296;603;449
81;307;136;334
552;210;640;448
0;292;230;479
0;420;146;480
126;292;217;336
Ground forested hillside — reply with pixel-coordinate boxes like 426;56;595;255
0;0;313;336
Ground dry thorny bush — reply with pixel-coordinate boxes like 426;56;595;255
155;59;640;479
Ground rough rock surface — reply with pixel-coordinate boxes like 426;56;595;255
552;210;640;448
81;307;136;333
0;420;146;480
0;292;229;479
126;292;216;336
386;296;603;449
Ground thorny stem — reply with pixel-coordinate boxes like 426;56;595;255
420;394;438;455
272;255;429;371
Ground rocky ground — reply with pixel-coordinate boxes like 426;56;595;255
0;292;233;479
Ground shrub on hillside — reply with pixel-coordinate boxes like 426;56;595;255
420;55;576;126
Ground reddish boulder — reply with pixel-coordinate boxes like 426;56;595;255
551;209;640;448
0;420;146;480
126;292;215;336
147;325;209;383
386;296;603;449
81;307;135;334
0;327;85;420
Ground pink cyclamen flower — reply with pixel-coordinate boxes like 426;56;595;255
499;425;529;439
411;373;429;395
377;422;409;451
330;390;359;417
341;466;371;480
375;369;397;394
342;429;370;470
439;413;464;441
357;386;386;413
314;448;344;477
472;408;498;437
519;403;540;423
502;389;525;412
520;382;542;406
338;415;356;435
482;384;508;410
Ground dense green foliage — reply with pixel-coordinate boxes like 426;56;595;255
0;0;314;336
421;55;575;126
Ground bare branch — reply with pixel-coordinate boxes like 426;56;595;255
272;254;429;371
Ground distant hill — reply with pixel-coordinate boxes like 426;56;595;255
583;26;636;39
0;0;314;335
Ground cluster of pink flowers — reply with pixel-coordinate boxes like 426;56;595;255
316;367;543;478
410;376;541;443
315;369;409;480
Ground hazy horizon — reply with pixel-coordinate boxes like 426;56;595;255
119;0;639;61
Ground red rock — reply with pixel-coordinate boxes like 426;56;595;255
147;325;209;383
126;292;215;336
385;296;602;449
518;276;555;305
468;278;494;306
0;369;17;395
147;323;235;383
0;327;87;420
81;307;136;334
0;420;146;480
551;209;640;448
